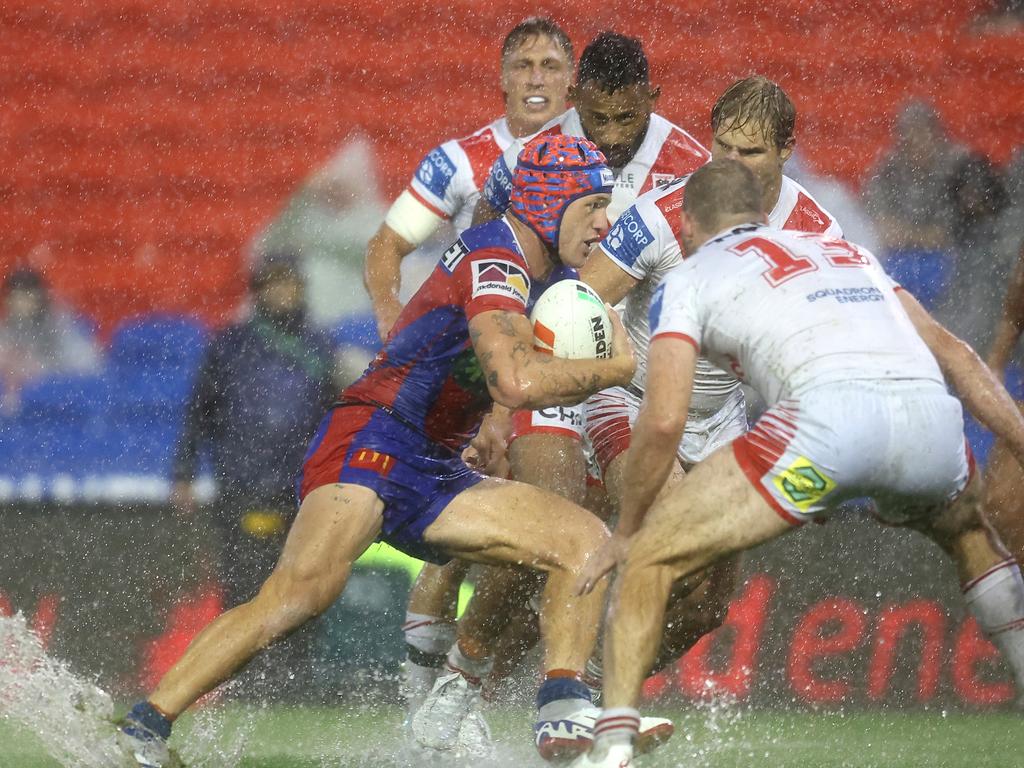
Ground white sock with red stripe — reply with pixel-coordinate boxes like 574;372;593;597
593;707;640;745
963;559;1024;690
445;639;493;687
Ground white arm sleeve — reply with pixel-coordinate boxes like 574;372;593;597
383;190;446;247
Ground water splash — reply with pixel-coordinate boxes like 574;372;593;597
0;612;124;767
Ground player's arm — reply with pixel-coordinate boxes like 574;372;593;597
987;246;1024;377
364;188;447;340
898;289;1024;461
468;308;635;410
471;197;502;227
616;336;696;537
577;336;695;595
579;250;640;306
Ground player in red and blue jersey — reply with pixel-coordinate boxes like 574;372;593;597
117;135;638;768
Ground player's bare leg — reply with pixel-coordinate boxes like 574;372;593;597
583;451;739;692
119;484;384;766
582;447;789;767
915;473;1024;699
445;433;587;683
983;433;1024;565
401;560;467;728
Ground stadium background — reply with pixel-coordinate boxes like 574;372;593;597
2;0;1024;711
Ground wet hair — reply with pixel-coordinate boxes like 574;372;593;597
682;159;764;233
250;253;302;292
576;32;649;93
3;267;47;295
501;17;573;65
711;75;796;150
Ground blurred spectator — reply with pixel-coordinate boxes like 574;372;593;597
170;254;337;698
252;135;390;328
934;154;1019;349
864;100;968;307
0;268;101;413
973;0;1024;32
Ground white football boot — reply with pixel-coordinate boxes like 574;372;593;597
535;700;673;762
568;741;635;767
410;671;482;751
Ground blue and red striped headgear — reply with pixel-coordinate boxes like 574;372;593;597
508;134;614;251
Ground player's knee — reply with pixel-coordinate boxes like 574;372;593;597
548;515;610;574
256;565;342;628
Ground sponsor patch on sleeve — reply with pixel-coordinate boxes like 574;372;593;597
601;205;655;270
483;155;514;212
471;259;530;306
414;147;458;201
440;239;469;273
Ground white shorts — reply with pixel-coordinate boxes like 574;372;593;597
584;385;748;474
508;406;603;487
732;380;973;526
509;406;584;443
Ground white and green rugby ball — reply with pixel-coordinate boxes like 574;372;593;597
530;279;612;360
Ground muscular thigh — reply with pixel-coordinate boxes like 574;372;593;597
509;431;586;503
626;446;790;575
423;477;609;572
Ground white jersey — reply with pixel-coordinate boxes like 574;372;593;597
386;118;515;243
482;108;709;222
650;224;945;407
598;175;843;417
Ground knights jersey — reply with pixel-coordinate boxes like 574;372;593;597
402;118;516;235
649;224;942;406
599;174;842;418
341;219;574;450
482;109;709;223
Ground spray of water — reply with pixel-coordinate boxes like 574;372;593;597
0;612;125;767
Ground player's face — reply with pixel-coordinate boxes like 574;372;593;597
501;35;572;137
571;81;659;169
558;193;612;267
712;119;792;211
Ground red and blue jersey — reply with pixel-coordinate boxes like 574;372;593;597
340;219;574;451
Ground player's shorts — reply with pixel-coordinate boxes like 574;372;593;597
732;380;973;526
584;385;748;475
297;404;484;564
508;405;585;443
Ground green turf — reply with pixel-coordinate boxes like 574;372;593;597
3;705;1022;767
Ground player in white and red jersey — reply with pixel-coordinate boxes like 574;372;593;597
364;17;573;342
573;159;1024;768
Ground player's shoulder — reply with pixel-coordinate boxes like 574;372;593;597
775;175;840;235
455;117;513;153
449;219;527;268
646;113;711;174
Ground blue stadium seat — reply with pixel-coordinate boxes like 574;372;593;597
881;249;953;309
109;314;209;373
17;373;109;422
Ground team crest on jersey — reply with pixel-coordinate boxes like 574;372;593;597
651;173;676;188
472;259;530;304
441;240;469;273
773;456;836;512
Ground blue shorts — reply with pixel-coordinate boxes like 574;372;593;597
297;405;484;563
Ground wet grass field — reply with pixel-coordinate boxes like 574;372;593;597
2;705;1022;768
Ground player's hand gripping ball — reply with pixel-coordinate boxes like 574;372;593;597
530;279;612;359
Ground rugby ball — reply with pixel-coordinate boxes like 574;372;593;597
530;279;612;359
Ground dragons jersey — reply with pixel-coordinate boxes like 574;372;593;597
599;175;842;418
404;118;516;235
649;223;943;407
341;218;574;452
482;108;709;223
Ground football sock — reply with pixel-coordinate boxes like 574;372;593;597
125;701;172;740
593;707;640;745
446;639;493;686
963;558;1024;690
403;611;455;666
